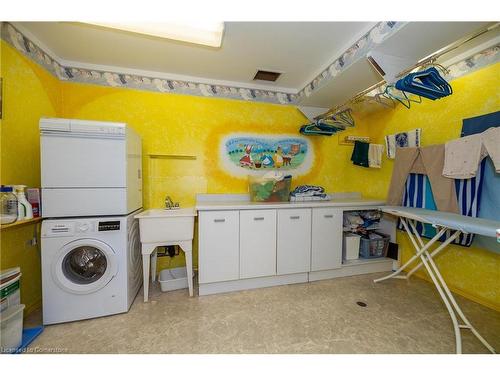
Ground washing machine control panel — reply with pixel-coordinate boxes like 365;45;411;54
43;219;122;237
76;222;90;232
43;222;76;237
98;221;121;231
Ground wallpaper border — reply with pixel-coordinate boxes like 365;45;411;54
1;22;498;105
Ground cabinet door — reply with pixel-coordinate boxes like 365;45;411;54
198;210;239;284
277;208;312;275
240;210;277;279
311;208;343;271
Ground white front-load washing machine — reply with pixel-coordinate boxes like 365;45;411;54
41;210;142;325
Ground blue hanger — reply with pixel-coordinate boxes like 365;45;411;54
300;122;340;136
396;67;452;100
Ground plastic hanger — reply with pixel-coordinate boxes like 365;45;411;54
337;109;355;127
374;92;396;108
395;67;452;100
384;85;411;109
300;122;340;136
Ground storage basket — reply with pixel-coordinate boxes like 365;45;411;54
158;267;192;292
359;232;390;258
1;304;25;353
1;268;21;312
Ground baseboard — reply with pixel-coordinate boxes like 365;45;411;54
412;273;500;313
309;258;393;282
199;273;308;296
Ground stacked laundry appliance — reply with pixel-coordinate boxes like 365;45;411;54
39;118;143;325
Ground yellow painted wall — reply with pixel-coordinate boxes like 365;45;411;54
59;81;359;270
0;41;61;314
1;38;498;313
346;62;500;311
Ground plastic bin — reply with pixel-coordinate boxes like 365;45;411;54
343;233;361;260
359;232;390;259
248;175;292;202
1;304;25;353
158;267;193;292
1;268;21;312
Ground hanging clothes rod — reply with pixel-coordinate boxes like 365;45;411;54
319;23;499;120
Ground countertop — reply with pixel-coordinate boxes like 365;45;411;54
195;193;385;211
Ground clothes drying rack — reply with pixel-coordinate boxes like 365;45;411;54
374;206;498;354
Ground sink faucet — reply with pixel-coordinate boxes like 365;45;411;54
165;195;180;210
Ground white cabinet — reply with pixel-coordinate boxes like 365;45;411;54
277;208;312;275
198;210;239;284
239;210;277;279
311;208;343;271
197;201;395;295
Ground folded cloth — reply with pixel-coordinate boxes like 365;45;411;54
351;141;370;167
290;185;325;196
385;128;421;159
368;144;384;168
443;127;500;179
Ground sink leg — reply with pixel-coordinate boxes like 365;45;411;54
142;253;150;303
151;249;157;282
180;241;194;297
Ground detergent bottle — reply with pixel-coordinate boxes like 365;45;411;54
14;185;33;220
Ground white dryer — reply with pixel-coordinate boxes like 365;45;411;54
40;117;142;218
41;210;142;325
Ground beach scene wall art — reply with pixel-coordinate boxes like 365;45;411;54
220;134;313;176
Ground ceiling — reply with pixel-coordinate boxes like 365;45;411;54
15;21;376;93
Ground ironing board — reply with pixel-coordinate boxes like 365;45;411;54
374;206;499;354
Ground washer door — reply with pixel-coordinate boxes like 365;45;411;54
52;239;118;294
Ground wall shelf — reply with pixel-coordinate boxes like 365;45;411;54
148;154;197;160
1;217;42;231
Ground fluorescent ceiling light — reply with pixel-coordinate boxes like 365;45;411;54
86;21;225;47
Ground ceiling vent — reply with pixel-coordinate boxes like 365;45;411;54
253;70;282;82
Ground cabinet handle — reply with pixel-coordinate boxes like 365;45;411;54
253;217;265;221
290;215;300;220
214;219;225;223
324;214;334;218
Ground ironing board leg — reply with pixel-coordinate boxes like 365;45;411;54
405;227;461;279
406;221;496;354
373;227;447;283
400;219;463;353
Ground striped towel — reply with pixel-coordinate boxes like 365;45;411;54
399;161;485;247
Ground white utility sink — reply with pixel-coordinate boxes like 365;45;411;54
135;207;197;301
135;208;197;243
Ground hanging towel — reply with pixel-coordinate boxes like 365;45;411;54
443;127;500;179
386;145;459;213
384;128;422;159
351;141;370;168
399;164;485;247
368;144;384;168
461;111;500;253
